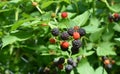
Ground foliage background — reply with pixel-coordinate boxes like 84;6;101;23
0;0;120;74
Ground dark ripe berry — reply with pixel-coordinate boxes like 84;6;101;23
73;32;80;40
51;28;59;36
49;38;56;44
77;56;82;62
58;64;63;70
67;58;74;65
71;47;79;55
72;40;82;49
61;12;68;18
67;28;75;36
53;59;58;66
60;32;69;40
72;62;77;68
106;64;112;69
65;65;73;73
43;67;50;74
60;41;69;51
113;18;119;22
108;15;113;22
58;57;65;64
78;28;86;36
102;56;108;61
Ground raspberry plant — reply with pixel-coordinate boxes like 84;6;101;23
0;0;120;74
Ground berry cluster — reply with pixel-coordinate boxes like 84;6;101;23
65;56;82;73
51;26;86;55
101;56;115;69
53;57;65;70
108;13;120;22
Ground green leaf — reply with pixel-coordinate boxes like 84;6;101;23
89;28;104;42
11;18;35;31
41;1;55;9
95;66;107;74
96;42;116;56
84;51;95;56
70;10;90;27
113;23;120;32
2;35;19;48
77;59;94;74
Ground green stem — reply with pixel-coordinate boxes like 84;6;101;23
15;7;19;21
102;0;120;12
36;5;43;14
93;0;96;16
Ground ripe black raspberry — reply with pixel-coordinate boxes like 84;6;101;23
60;31;69;40
72;62;77;68
102;56;108;61
67;58;74;65
113;18;119;22
71;47;79;55
65;65;73;73
67;28;75;36
72;40;82;49
77;56;82;62
58;57;65;64
77;28;86;36
51;28;59;36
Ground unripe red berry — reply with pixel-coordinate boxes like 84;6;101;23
61;12;68;18
113;13;119;18
104;59;110;65
58;64;63;70
61;41;69;49
49;38;56;44
32;2;38;6
73;32;80;40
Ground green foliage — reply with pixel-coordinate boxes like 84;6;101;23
0;0;120;74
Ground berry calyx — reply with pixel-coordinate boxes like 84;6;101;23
32;2;38;6
61;12;68;18
51;28;59;36
60;41;69;51
49;38;56;44
51;13;56;18
73;32;80;40
74;26;79;31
